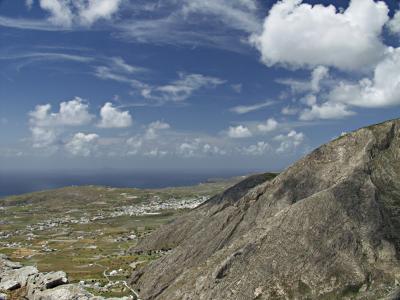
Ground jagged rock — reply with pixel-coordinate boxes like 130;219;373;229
0;280;20;291
1;261;22;270
42;271;68;289
0;266;38;289
0;257;130;300
130;119;400;299
34;284;133;300
26;271;68;298
0;255;22;272
32;283;92;300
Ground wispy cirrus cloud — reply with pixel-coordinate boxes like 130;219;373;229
141;73;226;103
93;65;147;90
94;64;226;104
0;46;224;105
1;0;262;53
0;48;148;80
229;100;275;114
114;0;263;52
0;15;66;31
0;52;94;63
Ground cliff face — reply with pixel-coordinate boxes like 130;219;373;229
130;119;400;300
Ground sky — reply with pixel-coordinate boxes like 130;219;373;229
0;0;399;172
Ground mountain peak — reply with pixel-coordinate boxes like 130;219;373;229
130;119;400;300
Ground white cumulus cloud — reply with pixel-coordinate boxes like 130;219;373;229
26;0;34;10
251;0;388;70
39;0;122;27
126;136;143;155
144;148;168;157
30;126;58;150
78;0;122;26
98;102;133;128
29;97;93;149
275;130;305;153
281;106;299;116
145;121;171;140
240;141;270;156
299;102;355;121
65;132;99;156
311;66;329;93
257;118;278;132
176;139;227;157
178;142;199;158
228;125;252;138
329;47;400;108
29;97;93;127
388;11;400;34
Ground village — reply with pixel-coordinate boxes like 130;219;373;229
0;179;239;298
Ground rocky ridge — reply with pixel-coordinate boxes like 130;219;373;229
129;119;400;299
0;254;132;300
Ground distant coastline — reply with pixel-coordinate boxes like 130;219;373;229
0;169;260;198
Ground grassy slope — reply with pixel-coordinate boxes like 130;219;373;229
0;176;250;297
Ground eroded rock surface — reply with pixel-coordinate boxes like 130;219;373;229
130;119;400;299
0;256;132;300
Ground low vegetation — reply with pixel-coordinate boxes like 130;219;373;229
0;176;244;297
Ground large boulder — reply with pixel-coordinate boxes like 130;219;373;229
0;266;38;291
31;283;92;300
0;255;22;275
130;119;400;299
26;271;68;298
0;280;20;291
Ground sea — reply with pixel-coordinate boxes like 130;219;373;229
0;169;254;198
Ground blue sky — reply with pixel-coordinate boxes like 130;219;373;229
0;0;399;172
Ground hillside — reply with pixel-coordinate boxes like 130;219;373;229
0;177;243;299
130;119;400;299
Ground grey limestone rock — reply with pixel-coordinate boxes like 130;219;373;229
129;119;400;300
0;266;38;290
0;280;20;291
0;256;132;300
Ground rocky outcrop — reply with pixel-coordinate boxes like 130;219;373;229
0;255;132;300
130;119;400;299
0;256;39;295
25;271;69;298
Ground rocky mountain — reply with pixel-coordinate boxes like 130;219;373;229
129;119;400;300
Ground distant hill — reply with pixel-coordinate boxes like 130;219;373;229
129;119;400;299
0;176;245;208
